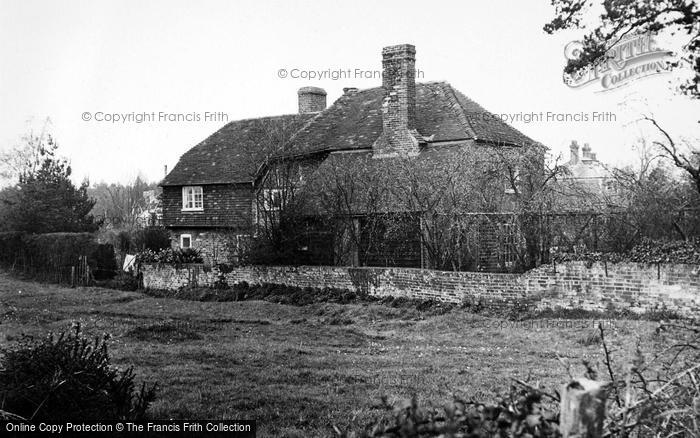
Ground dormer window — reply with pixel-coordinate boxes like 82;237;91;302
182;186;203;211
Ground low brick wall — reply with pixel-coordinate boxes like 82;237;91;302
526;262;700;316
140;262;700;317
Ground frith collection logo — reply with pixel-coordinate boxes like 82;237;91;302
563;32;673;92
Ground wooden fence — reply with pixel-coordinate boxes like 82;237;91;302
5;254;120;287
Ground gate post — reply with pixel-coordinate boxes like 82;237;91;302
560;378;607;437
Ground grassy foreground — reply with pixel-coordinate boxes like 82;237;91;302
0;273;659;437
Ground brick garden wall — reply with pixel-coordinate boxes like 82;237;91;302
141;261;700;317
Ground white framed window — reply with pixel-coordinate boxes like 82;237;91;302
182;186;203;211
501;223;517;268
180;234;192;248
262;189;282;211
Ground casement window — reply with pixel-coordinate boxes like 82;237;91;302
182;186;203;211
262;189;282;211
180;234;192;249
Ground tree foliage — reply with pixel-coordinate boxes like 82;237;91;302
0;135;100;233
544;0;700;97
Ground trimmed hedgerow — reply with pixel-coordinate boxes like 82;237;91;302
0;323;157;422
553;238;700;264
0;231;117;281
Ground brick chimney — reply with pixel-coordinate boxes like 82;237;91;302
373;44;422;157
569;140;580;164
581;142;597;162
297;87;326;113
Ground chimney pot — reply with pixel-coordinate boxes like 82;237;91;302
297;86;327;114
569;140;580;164
582;142;593;161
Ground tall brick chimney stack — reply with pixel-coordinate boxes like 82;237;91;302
373;43;422;157
297;87;327;114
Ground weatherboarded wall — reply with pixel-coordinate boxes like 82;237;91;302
141;261;700;317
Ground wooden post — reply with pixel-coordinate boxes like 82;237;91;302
560;378;607;438
71;266;75;288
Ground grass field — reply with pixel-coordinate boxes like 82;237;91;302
0;273;661;437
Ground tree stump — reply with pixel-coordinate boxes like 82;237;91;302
560;378;607;438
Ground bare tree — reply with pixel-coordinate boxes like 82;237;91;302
0;118;53;184
643;115;700;196
89;176;156;230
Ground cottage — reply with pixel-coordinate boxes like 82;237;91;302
161;44;542;270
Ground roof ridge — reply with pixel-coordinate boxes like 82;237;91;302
221;113;304;124
448;85;540;147
440;82;478;139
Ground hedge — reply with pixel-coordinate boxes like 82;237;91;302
553;238;700;264
0;232;117;281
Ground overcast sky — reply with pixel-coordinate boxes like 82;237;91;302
1;0;698;185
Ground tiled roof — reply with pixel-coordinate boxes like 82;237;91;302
161;114;315;186
284;81;536;156
162;82;538;186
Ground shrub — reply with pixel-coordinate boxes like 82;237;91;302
0;231;24;265
0;323;157;422
116;230;132;252
343;322;699;437
553;238;700;264
342;387;560;437
135;247;203;264
602;321;699;436
95;272;140;291
0;232;117;281
89;243;118;280
132;226;171;252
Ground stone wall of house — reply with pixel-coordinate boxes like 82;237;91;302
168;229;246;265
140;261;700;317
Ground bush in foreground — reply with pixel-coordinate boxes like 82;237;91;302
0;323;157;422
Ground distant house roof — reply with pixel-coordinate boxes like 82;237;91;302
162;82;537;187
161;114;315;186
555;142;623;211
